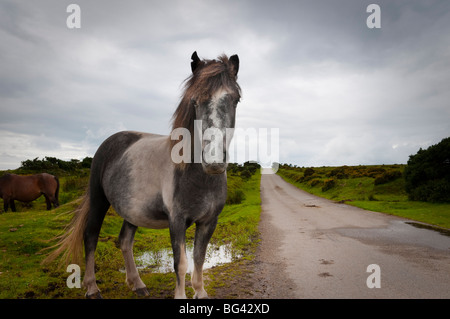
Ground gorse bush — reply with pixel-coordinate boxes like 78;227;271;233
374;170;402;185
328;166;349;179
309;178;322;187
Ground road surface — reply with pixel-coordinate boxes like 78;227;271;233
253;173;450;298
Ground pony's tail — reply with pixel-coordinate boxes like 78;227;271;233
54;175;60;207
42;191;90;266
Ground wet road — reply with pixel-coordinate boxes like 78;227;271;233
254;173;450;298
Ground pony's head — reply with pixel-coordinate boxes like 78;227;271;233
172;51;241;174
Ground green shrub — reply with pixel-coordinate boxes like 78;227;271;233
227;162;260;180
304;167;315;177
404;137;450;202
240;169;252;180
226;189;245;205
322;178;336;192
408;179;450;203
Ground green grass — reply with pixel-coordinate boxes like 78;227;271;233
0;169;261;299
278;165;450;229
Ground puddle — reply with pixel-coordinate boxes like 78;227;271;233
120;243;241;274
336;220;450;251
405;222;450;237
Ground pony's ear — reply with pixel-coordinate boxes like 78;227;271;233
229;54;239;77
191;51;201;73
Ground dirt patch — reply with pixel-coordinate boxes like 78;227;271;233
204;258;256;298
319;259;334;265
318;272;333;277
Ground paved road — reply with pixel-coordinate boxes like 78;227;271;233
253;173;450;298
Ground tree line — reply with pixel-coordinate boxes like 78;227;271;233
19;156;93;172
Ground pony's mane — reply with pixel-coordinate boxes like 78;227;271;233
171;54;241;134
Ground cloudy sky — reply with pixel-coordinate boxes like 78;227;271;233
1;0;449;170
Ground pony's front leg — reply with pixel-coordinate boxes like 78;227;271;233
3;198;9;212
169;219;188;299
10;199;16;212
192;219;218;299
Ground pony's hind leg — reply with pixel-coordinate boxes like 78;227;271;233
43;194;52;210
118;220;149;297
44;193;59;209
82;195;110;299
192;219;218;299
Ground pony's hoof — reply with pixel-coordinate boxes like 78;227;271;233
85;291;103;299
134;287;150;297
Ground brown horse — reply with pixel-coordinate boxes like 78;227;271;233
0;173;60;212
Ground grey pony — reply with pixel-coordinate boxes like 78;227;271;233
46;51;240;299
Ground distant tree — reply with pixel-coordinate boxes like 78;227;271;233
81;157;93;169
20;157;42;170
404;137;450;202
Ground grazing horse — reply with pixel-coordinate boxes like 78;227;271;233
47;51;240;299
0;173;60;212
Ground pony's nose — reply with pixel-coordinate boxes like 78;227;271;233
203;162;227;175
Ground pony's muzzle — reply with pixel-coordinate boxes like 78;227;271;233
202;137;227;174
202;162;227;175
